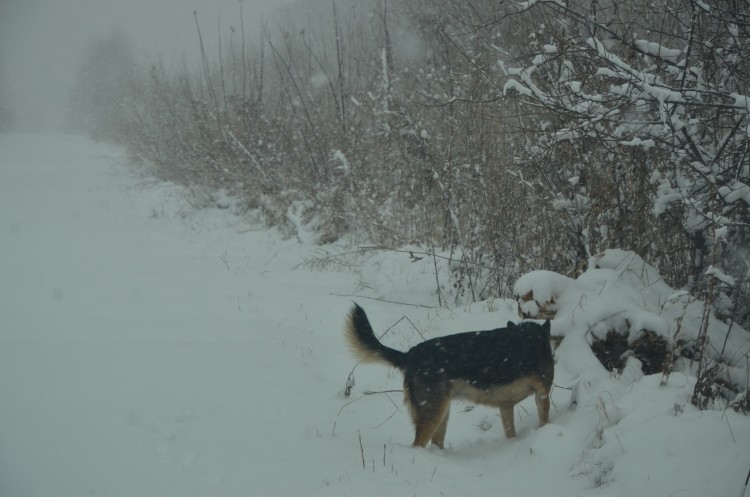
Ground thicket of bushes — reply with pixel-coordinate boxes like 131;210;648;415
68;0;749;404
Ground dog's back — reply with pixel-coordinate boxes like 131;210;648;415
345;304;554;448
404;322;553;388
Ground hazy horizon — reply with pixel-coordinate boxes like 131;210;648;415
0;0;290;132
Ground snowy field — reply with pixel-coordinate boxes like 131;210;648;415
1;133;749;497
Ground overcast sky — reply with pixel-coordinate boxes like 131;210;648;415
0;0;289;131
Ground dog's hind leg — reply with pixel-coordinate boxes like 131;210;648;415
412;398;450;448
405;376;452;448
430;406;450;449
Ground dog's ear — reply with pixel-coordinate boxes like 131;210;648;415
506;321;516;329
542;319;551;333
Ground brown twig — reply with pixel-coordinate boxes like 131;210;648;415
330;292;437;309
358;431;365;469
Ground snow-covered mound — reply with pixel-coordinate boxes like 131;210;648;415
516;250;674;342
515;249;749;399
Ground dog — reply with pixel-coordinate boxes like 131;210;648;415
345;304;554;448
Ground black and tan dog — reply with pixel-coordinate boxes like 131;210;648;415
345;304;554;448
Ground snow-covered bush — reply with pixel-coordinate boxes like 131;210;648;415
514;249;750;408
492;0;750;321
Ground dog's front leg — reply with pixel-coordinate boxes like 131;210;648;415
535;390;550;427
499;404;516;438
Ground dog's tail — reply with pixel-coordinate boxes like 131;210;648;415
345;304;407;369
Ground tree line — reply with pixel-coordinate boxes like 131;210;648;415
68;0;749;329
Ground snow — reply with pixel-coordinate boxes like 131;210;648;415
503;78;534;98
653;178;683;216
516;0;539;10
719;181;750;206
332;149;350;172
514;270;577;317
706;265;736;286
731;93;750;111
634;39;682;63
619;137;656;150
1;134;749;497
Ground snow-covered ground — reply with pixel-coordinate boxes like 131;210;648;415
1;133;748;497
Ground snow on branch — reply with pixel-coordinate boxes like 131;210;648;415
634;39;683;63
705;265;736;286
719;181;750;206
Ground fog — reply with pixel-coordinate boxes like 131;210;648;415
0;0;288;131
